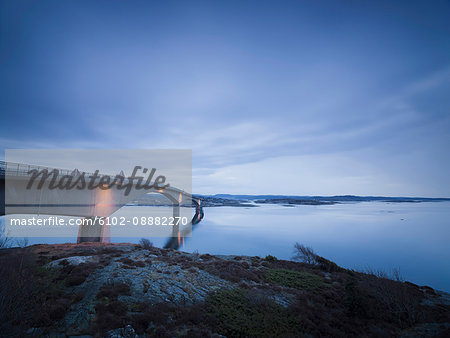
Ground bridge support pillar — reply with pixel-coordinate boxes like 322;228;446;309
77;217;110;243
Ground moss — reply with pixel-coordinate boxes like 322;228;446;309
266;269;325;291
206;288;302;337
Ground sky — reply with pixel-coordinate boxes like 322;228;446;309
1;0;449;197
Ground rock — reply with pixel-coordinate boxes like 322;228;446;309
405;281;419;288
3;243;448;337
105;325;138;338
322;272;332;280
26;327;43;336
46;255;98;268
422;290;450;306
146;322;155;332
419;285;437;296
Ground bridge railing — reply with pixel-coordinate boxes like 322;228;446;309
0;161;189;197
0;161;100;178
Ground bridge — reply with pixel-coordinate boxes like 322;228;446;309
0;161;202;247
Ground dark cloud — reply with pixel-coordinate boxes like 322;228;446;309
1;0;449;195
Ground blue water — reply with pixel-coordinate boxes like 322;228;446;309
2;201;450;292
150;201;450;292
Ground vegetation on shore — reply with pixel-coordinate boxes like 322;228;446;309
0;242;449;337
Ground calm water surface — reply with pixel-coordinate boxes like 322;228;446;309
145;201;450;292
2;201;449;292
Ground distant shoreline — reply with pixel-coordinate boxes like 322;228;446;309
128;194;450;207
192;194;450;207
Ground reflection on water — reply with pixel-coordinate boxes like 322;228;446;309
164;198;203;249
1;201;449;292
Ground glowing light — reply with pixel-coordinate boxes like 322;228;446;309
95;186;113;216
178;192;182;203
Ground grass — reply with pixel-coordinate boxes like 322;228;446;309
265;268;326;291
206;288;302;337
1;244;449;337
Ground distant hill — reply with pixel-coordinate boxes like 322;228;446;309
129;193;450;207
209;194;450;203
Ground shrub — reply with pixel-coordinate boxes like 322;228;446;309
0;250;34;332
94;282;133;334
264;255;277;262
139;238;153;249
315;255;342;272
344;276;367;317
129;302;174;334
201;259;263;283
292;243;342;272
361;266;404;281
15;237;29;248
359;275;422;326
292;242;317;264
66;274;87;286
64;263;97;286
97;283;131;300
95;300;129;333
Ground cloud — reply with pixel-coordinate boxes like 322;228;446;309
1;0;449;196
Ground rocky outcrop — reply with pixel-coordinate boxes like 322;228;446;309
1;243;449;337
